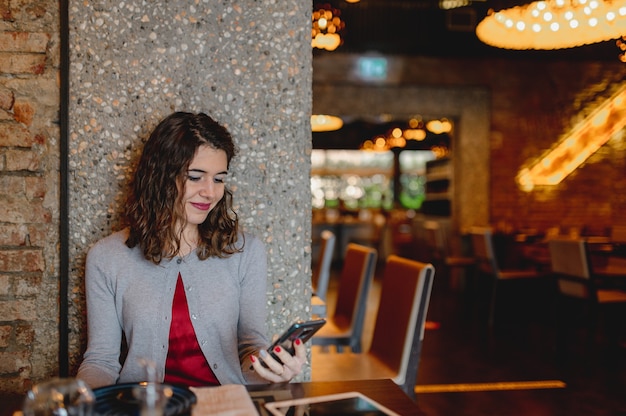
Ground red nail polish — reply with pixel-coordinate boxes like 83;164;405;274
274;346;281;353
295;338;302;346
250;355;256;363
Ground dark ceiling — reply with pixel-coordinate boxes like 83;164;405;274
313;118;452;150
312;0;623;150
314;0;623;61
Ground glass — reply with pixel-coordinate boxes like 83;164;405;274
134;358;172;416
132;382;173;416
22;377;95;416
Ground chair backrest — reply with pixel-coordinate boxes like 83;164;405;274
469;227;498;274
332;243;378;342
311;230;336;301
368;255;435;397
548;238;592;299
423;220;445;262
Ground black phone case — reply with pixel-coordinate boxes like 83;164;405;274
266;319;326;364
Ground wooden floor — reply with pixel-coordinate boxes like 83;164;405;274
322;261;626;416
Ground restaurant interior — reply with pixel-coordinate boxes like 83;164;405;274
3;0;626;414
308;0;626;414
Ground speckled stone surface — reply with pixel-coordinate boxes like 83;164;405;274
67;1;312;379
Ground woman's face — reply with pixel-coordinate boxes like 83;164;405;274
181;145;228;231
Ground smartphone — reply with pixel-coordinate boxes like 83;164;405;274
265;318;326;365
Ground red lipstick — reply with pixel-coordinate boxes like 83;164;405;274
191;202;211;211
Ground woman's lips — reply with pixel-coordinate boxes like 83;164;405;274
191;202;211;211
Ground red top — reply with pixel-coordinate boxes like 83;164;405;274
164;273;220;387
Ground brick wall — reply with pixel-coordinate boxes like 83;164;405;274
486;62;626;235
0;0;60;399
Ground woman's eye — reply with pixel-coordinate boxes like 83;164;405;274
214;176;225;184
187;175;202;182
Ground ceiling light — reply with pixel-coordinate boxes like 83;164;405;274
426;119;453;134
312;5;345;51
311;115;344;132
476;0;626;50
440;0;471;10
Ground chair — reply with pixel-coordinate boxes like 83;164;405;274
311;255;435;400
548;238;626;355
312;243;377;353
311;230;336;302
470;227;541;328
423;220;474;289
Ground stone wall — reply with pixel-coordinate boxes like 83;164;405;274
0;0;313;401
0;0;61;396
66;0;313;378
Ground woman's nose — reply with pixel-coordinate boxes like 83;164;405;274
199;181;215;197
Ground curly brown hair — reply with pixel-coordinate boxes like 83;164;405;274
124;112;242;264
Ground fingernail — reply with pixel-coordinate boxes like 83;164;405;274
295;338;302;346
250;355;256;363
274;346;282;353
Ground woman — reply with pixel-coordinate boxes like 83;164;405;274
77;112;305;389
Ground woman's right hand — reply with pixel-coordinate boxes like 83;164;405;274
249;338;307;383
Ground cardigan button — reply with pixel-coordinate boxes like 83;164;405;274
213;364;218;369
176;258;182;264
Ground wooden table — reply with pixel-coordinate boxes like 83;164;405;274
506;234;626;271
247;378;426;415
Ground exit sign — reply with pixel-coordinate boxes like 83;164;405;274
357;57;388;81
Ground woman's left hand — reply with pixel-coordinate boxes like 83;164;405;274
250;338;307;383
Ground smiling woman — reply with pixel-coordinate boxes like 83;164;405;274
76;112;307;391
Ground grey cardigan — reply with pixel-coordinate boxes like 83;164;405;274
76;229;270;388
